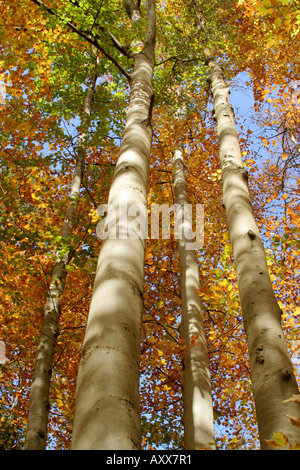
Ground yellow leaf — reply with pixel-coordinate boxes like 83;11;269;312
266;38;276;49
272;432;289;447
89;208;100;223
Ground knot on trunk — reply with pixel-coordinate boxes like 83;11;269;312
255;345;264;364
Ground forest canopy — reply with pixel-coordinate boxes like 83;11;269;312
0;0;299;451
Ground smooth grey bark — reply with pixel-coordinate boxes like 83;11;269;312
206;52;300;450
173;141;216;450
24;72;97;450
71;0;156;450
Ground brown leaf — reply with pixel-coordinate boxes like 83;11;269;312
285;414;300;429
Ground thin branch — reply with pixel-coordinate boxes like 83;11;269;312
105;30;134;58
123;0;142;24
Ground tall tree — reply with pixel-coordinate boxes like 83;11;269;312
24;68;98;450
71;0;156;450
173;126;216;449
203;42;300;451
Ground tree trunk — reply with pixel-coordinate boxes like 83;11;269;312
24;71;97;450
71;0;156;450
173;141;216;450
207;53;300;449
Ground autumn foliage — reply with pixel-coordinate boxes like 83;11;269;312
0;0;299;450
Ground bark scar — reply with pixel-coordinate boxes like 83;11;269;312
248;230;256;240
141;93;155;127
255;345;264;364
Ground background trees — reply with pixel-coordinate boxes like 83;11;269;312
0;0;299;450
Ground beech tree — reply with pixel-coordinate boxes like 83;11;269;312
173;136;216;450
182;0;300;448
206;49;300;449
24;67;98;450
71;0;156;450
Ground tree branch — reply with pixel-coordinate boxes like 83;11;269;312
105;31;134;58
30;0;132;81
123;0;142;24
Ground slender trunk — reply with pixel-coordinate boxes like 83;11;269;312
24;72;97;450
173;141;216;450
71;0;156;450
190;0;299;445
206;53;300;449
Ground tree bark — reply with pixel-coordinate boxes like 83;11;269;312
24;71;97;450
173;141;216;450
207;53;300;450
71;0;156;450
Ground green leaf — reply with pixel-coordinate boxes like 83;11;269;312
262;0;272;7
255;4;269;16
274;18;282;27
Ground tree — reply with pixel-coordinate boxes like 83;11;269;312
173;131;216;450
206;47;300;449
71;0;156;450
24;67;98;450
